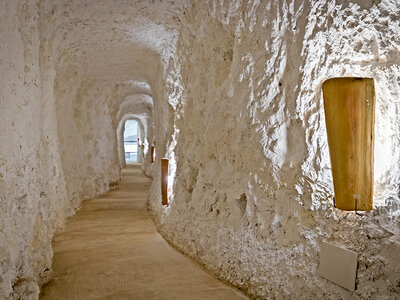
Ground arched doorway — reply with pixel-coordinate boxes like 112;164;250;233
124;119;139;163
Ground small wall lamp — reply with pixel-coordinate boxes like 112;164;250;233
161;158;169;206
322;77;375;211
151;146;155;163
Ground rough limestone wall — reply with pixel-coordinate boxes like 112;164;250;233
55;77;123;214
0;1;68;298
149;1;400;299
0;0;174;298
43;0;180;218
54;72;156;214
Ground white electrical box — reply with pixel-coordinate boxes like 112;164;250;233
318;241;358;291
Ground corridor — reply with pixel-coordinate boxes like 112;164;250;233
40;165;247;300
2;1;400;299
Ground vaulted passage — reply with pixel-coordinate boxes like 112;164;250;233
40;165;246;299
1;1;400;299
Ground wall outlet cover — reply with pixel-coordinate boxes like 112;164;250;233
318;241;358;291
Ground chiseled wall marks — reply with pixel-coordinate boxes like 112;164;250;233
0;1;160;298
0;1;67;298
149;1;400;299
1;0;399;299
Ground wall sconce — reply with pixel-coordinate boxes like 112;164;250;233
151;145;155;163
161;158;169;206
322;77;375;211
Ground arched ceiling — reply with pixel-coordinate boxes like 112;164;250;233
116;94;154;126
42;0;187;93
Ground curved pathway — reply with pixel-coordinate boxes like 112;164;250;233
40;164;247;300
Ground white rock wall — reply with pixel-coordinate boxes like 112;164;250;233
0;1;68;298
1;0;163;298
2;0;399;299
55;78;122;213
149;1;400;299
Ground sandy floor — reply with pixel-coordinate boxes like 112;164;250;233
40;164;247;300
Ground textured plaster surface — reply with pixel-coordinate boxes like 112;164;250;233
1;0;400;299
0;1;65;298
0;0;174;298
148;1;400;299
